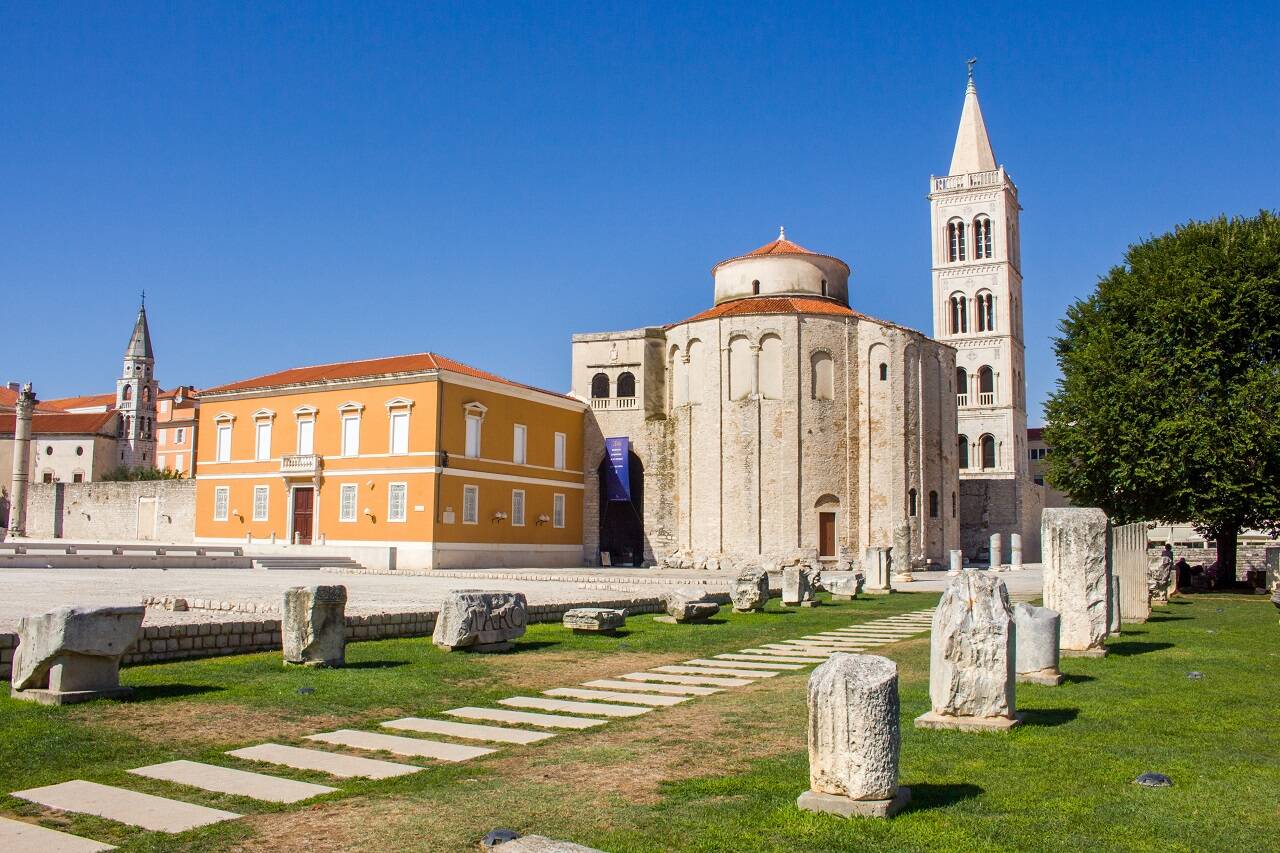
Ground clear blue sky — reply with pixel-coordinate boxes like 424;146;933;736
3;2;1277;423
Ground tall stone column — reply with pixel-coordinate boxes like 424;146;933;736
1010;533;1023;569
1041;507;1110;657
989;533;1002;568
892;522;913;582
7;383;35;538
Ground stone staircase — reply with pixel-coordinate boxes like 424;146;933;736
250;556;366;572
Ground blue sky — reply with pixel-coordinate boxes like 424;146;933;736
3;2;1277;423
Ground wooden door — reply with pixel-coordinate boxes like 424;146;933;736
818;512;836;558
292;487;314;545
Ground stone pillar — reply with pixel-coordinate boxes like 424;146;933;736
1109;575;1122;636
862;548;892;594
1014;603;1063;686
796;653;911;818
282;585;347;667
948;549;963;574
1041;507;1110;657
989;533;1002;568
782;566;816;607
892;522;913;582
1010;533;1023;569
915;570;1023;731
7;383;35;538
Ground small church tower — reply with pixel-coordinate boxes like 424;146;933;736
929;62;1039;561
116;297;158;468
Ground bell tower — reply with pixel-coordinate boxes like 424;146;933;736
117;296;158;468
929;63;1036;560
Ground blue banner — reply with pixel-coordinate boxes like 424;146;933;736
604;437;631;502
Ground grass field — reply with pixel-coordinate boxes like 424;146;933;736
1;592;1276;852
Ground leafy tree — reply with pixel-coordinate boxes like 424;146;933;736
1044;211;1280;581
102;464;185;482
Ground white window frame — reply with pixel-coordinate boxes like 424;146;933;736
462;484;479;525
553;493;565;529
511;489;525;526
387;482;407;523
157;454;167;469
296;418;315;455
513;424;527;465
213;486;230;521
254;420;273;461
389;410;410;455
554;432;566;470
341;414;361;457
252;485;269;522
215;423;232;462
463;402;487;459
339;483;358;522
175;427;185;444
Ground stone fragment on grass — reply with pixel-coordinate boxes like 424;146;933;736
1042;507;1111;656
731;570;770;612
782;565;816;607
660;588;721;623
915;570;1021;731
863;547;892;594
282;585;347;667
433;591;528;651
797;652;909;818
563;607;625;634
823;571;861;600
1014;603;1063;686
11;605;144;705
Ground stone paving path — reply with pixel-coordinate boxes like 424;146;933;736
2;604;939;850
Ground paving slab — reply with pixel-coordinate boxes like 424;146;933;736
305;729;495;761
499;696;653;717
716;653;824;665
544;687;688;706
582;679;722;696
652;665;778;678
10;780;241;833
445;706;608;729
744;645;833;657
129;760;336;804
227;743;422;779
381;717;556;744
782;639;871;649
687;658;804;670
616;672;753;687
0;816;116;852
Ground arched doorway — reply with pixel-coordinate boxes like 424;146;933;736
597;452;645;566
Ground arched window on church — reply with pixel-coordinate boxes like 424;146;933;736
590;373;610;399
947;219;967;262
820;278;828;297
751;279;761;296
879;362;888;381
929;490;939;518
122;384;133;402
958;434;969;469
949;293;968;334
908;488;918;517
810;351;834;400
616;372;636;399
759;334;783;399
980;434;997;469
956;367;968;404
728;336;753;401
669;346;685;408
976;291;995;332
973;216;993;259
142;385;151;403
952;491;957;517
978;366;995;405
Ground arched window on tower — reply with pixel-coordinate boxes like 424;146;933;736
616;372;636;399
142;385;151;403
590;373;610;399
956;367;968;405
980;434;997;469
909;488;918;517
958;434;969;469
929;490;939;518
978;366;995;405
122;384;133;402
947;219;967;262
976;291;995;332
949;293;968;334
973;216;993;259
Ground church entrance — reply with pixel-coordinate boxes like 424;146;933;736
597;452;645;566
819;512;836;558
291;487;314;545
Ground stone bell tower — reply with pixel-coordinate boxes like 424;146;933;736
929;62;1039;561
117;297;158;468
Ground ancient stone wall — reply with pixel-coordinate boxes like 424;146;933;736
24;480;196;541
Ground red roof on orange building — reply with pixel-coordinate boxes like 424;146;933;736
0;411;116;436
201;352;575;401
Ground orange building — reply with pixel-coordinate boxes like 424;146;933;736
155;386;199;475
194;352;586;569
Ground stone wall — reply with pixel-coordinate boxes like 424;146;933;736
24;480;196;541
1;596;663;679
1146;543;1273;581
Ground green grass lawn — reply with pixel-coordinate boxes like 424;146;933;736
1;592;1276;852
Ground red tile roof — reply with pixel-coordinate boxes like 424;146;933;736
0;411;116;436
201;352;575;401
671;296;924;336
42;392;116;412
0;386;73;413
712;231;850;274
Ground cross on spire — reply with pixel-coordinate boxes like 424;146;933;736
967;57;977;81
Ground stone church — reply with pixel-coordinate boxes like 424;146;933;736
572;70;1040;570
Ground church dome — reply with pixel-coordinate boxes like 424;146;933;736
711;228;850;306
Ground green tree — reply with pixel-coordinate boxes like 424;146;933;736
102;464;185;482
1044;211;1280;581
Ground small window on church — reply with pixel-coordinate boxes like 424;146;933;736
616;372;636;398
908;488;917;517
751;280;760;296
929;490;939;518
76;446;84;456
821;279;828;297
590;373;610;398
952;491;957;517
879;363;888;381
122;384;133;402
45;446;52;456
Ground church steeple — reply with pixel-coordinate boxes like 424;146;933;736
949;62;997;175
116;296;158;468
125;297;154;360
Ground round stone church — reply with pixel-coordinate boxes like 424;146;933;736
571;230;960;571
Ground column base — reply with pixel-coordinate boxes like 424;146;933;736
914;710;1025;731
796;787;911;819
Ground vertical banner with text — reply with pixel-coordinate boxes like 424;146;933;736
604;436;631;502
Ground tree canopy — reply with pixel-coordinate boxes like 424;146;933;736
1044;211;1280;567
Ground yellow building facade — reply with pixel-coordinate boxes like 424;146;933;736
194;353;586;569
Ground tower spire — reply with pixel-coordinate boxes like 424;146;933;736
949;60;997;175
126;299;154;360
